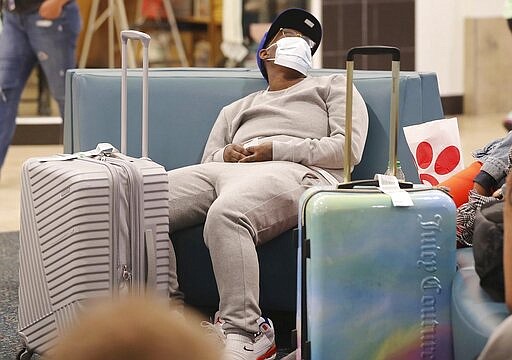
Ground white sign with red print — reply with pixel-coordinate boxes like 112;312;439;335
403;117;465;186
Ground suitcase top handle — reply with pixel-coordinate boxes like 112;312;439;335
346;46;400;62
121;30;151;47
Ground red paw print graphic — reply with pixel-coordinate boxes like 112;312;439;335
416;142;461;186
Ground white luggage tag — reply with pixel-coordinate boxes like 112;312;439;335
77;143;117;157
375;174;414;207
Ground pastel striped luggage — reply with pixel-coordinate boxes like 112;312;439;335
296;47;457;360
17;31;171;360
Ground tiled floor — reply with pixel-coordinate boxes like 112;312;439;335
0;144;63;232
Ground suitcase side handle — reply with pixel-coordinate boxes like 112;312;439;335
144;228;157;289
346;46;400;62
121;30;151;157
344;46;400;183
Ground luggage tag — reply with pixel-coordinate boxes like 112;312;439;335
375;174;414;207
76;143;116;157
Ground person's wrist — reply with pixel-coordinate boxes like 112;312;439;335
473;170;497;196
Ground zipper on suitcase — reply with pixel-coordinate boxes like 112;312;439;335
107;158;130;295
120;161;143;294
107;157;147;295
110;159;138;294
80;157;131;295
121;264;132;282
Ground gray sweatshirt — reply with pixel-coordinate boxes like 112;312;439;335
201;74;369;182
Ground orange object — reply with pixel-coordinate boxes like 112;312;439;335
142;0;166;20
438;161;482;207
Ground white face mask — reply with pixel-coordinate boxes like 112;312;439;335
265;37;312;76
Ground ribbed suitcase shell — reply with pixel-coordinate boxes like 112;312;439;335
297;186;456;360
18;154;170;354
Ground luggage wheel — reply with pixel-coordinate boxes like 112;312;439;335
16;348;33;360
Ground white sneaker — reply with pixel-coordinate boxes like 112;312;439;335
201;312;277;360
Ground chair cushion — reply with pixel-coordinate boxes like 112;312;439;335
451;266;509;360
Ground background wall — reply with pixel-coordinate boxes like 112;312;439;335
320;0;415;71
311;0;322;68
415;0;505;97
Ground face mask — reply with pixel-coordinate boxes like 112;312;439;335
265;37;312;76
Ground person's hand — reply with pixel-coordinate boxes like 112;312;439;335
493;187;504;200
239;142;272;163
473;182;492;196
39;0;67;19
223;144;251;162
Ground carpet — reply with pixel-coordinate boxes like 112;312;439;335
0;232;292;359
0;231;23;360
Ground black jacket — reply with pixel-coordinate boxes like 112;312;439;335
2;0;44;13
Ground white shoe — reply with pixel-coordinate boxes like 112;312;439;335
201;312;277;360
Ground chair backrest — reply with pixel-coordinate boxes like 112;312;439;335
65;68;444;182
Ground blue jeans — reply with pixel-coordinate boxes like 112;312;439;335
472;130;512;185
0;1;81;169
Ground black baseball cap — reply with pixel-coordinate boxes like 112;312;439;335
257;8;322;81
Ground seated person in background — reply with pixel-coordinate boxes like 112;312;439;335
48;296;222;360
474;171;512;360
442;131;512;206
471;132;512;197
166;8;369;360
506;170;512;311
440;131;512;245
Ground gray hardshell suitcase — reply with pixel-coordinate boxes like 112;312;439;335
17;31;170;359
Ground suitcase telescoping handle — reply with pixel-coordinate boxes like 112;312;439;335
344;46;400;183
121;30;151;157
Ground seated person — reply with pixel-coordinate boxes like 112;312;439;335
439;131;512;245
507;171;512;312
441;131;512;205
166;8;369;360
471;131;512;197
474;171;512;360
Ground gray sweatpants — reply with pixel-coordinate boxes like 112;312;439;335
167;161;328;335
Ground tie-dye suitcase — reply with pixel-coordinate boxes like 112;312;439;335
296;47;457;360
